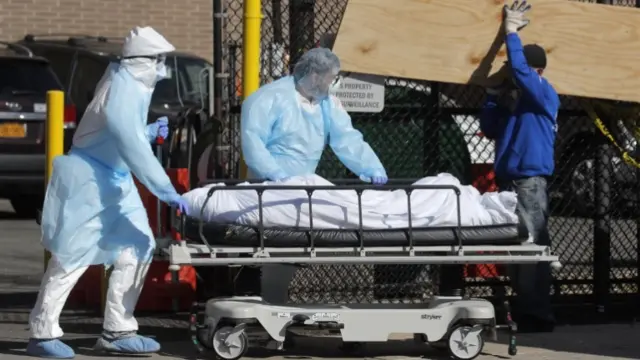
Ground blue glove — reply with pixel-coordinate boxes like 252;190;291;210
146;116;169;143
170;197;190;216
359;174;388;186
371;176;388;185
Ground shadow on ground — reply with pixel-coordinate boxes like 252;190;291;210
1;308;640;360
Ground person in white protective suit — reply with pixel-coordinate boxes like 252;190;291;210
26;26;189;359
241;47;388;184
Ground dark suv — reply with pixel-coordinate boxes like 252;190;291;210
0;41;75;217
17;34;212;127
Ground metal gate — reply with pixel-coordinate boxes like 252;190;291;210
214;0;640;319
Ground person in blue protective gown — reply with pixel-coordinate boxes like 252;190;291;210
26;26;189;359
241;47;388;185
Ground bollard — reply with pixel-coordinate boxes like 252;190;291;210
44;90;65;271
238;0;262;180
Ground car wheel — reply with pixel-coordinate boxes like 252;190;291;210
10;195;43;219
568;157;596;214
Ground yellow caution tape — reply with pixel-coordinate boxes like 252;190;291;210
580;99;640;169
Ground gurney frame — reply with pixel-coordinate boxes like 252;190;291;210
162;180;560;360
165;181;559;266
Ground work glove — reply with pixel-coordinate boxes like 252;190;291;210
504;0;531;34
145;116;169;143
359;173;388;186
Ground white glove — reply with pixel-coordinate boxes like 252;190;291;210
504;0;531;34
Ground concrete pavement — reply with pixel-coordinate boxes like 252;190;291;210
1;320;640;360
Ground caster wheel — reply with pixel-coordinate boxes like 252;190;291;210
212;325;249;360
339;341;364;354
447;326;484;360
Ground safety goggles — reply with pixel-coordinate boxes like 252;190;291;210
122;54;167;64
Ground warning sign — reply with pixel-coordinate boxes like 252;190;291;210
331;73;385;113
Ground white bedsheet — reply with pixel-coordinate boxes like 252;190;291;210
181;173;519;229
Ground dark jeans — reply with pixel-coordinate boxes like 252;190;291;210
497;176;554;323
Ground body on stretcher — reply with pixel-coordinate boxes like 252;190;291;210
162;177;560;360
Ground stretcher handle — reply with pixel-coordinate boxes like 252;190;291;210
197;178;421;187
155;136;164;239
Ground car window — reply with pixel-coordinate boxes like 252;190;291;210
152;57;211;106
34;48;76;89
70;55;108;111
0;58;62;94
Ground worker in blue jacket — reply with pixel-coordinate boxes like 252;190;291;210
480;0;560;333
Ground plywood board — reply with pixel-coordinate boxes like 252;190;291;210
332;0;640;103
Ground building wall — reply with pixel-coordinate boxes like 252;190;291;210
0;0;215;61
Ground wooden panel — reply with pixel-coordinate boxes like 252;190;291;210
333;0;640;102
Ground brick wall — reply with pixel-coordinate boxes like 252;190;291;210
0;0;215;61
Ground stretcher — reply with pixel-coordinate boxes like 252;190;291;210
164;180;560;360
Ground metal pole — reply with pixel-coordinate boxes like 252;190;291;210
636;0;640;323
272;0;283;44
238;0;262;180
44;90;64;271
593;0;612;319
228;42;240;178
593;129;612;316
210;0;227;179
288;0;315;72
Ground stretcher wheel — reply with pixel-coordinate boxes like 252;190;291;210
212;326;249;360
447;326;484;360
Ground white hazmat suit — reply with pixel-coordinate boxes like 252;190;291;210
26;27;187;359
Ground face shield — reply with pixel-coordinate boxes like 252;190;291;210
121;54;170;88
154;54;168;80
293;48;341;101
302;70;341;100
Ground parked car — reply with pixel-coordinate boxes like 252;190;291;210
0;41;76;217
17;34;213;149
555;109;639;217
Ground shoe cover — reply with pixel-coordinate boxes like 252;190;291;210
26;338;75;359
94;334;160;354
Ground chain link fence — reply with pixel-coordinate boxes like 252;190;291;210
214;0;640;312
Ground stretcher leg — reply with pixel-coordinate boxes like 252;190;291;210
155;138;180;312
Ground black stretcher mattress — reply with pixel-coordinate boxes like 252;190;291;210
183;216;529;247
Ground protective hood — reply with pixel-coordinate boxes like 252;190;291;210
122;26;175;58
120;26;175;89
